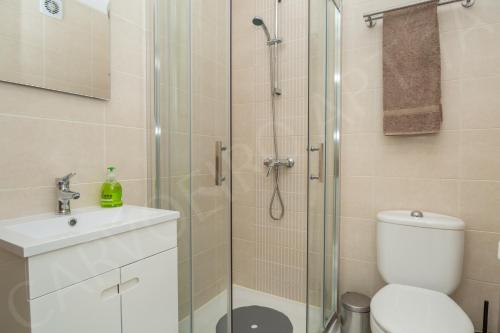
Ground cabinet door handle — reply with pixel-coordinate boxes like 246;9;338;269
215;141;227;186
101;285;119;300
119;278;140;294
310;143;324;183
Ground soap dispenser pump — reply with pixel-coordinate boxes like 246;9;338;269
100;166;123;208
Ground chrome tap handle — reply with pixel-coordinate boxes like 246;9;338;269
266;165;274;177
263;158;274;177
57;172;76;184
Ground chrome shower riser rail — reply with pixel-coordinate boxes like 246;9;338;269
253;0;293;221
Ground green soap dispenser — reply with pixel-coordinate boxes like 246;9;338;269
100;166;123;208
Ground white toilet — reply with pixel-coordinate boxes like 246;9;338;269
370;210;474;333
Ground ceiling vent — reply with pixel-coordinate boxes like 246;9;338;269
40;0;63;20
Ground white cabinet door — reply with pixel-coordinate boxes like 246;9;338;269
121;249;179;333
30;269;121;333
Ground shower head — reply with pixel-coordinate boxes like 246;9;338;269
252;16;271;41
252;16;265;26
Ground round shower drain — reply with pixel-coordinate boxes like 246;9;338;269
216;305;293;333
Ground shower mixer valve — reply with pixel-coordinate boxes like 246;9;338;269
263;158;295;176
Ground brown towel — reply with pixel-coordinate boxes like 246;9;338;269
383;1;442;136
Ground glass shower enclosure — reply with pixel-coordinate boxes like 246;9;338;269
149;0;341;332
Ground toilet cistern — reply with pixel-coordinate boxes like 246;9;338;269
371;210;474;333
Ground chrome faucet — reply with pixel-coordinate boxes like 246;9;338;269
56;173;80;215
263;157;295;176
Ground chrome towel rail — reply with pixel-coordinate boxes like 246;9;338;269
363;0;475;28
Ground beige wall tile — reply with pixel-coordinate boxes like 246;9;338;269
441;22;500;81
232;68;256;104
0;187;55;220
461;130;500;181
110;15;145;78
341;176;374;219
0;115;105;189
341;134;376;177
105;126;147;180
192;212;219;255
106;71;146;128
232;204;256;242
233;238;256;273
232;104;256;138
463;231;500;284
340;217;377;262
342;45;382;94
373;177;408;212
373;132;460;179
449;77;500;130
461;181;500;233
342;89;383;134
192;248;218;295
120;180;147;206
191;134;216;176
111;0;145;28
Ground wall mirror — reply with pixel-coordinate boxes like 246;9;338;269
0;0;111;100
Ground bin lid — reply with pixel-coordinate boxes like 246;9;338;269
341;292;371;313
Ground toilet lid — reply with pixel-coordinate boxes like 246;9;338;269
371;284;474;333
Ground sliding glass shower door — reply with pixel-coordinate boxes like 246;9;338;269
152;0;231;332
308;0;342;331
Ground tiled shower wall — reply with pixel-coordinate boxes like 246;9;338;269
232;0;309;302
0;0;149;220
340;0;500;331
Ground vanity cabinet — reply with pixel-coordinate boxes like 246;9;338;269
121;249;178;333
0;211;179;333
30;269;122;333
29;250;178;333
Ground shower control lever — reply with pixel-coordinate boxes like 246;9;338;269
263;157;295;176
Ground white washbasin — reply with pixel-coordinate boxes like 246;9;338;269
0;205;179;257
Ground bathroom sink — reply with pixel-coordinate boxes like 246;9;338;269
0;205;179;257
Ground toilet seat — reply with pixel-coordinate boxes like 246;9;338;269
371;284;474;333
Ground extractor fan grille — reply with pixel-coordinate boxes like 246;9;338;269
40;0;63;19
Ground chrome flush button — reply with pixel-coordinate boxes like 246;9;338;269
411;210;424;218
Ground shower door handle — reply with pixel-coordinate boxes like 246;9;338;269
215;141;227;186
310;143;324;182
